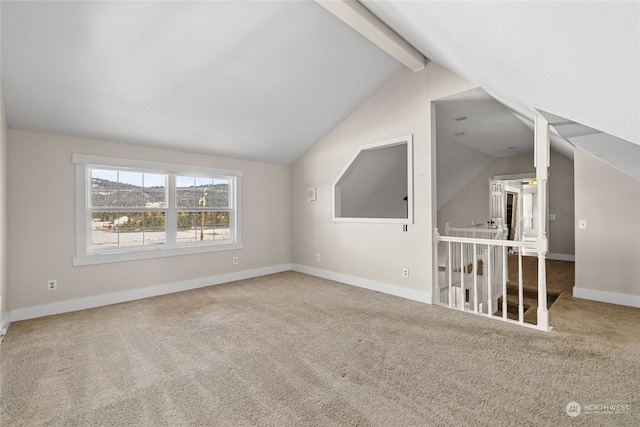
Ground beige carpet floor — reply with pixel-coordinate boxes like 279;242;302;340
1;271;639;426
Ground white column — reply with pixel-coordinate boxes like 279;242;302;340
534;115;550;331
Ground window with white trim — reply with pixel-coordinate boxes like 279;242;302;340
74;154;242;266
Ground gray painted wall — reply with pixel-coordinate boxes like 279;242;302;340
437;151;575;256
574;148;640;296
7;129;291;310
436;138;493;210
548;152;576;256
291;63;478;295
437;153;534;232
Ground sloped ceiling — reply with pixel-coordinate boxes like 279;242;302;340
0;1;402;164
363;1;640;148
435;88;534;158
435;88;534;209
2;1;638;169
539;110;640;181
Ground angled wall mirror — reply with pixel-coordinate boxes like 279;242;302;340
333;135;413;223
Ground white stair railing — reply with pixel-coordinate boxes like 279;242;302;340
434;228;550;332
443;222;508;297
434;114;552;331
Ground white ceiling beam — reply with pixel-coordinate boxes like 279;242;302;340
315;0;427;72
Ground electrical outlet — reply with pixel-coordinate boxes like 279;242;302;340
47;279;57;291
402;268;409;278
316;254;321;262
549;214;556;220
233;256;239;265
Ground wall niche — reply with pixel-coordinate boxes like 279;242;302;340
333;135;413;223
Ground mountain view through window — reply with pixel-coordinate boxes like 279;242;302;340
90;169;231;250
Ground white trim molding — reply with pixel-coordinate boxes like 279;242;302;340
292;264;431;304
72;154;243;178
332;134;413;224
73;242;244;266
315;0;427;72
0;313;10;337
6;264;432;329
73;153;243;266
10;264;292;323
573;287;640;308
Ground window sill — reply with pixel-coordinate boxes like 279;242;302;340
73;241;243;266
332;217;411;224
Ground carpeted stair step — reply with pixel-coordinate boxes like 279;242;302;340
505;281;561;303
496;286;560;324
494;306;539;323
495;292;539;323
494;304;539;323
497;293;537;310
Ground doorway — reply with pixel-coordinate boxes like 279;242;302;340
506;192;516;240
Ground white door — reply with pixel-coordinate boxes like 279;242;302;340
489;179;505;228
505;182;523;242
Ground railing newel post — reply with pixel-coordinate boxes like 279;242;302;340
433;228;440;305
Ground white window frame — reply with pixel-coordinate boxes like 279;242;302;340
73;154;243;266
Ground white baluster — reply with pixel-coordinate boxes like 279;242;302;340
466;234;471;271
502;246;507;320
486;247;492;316
460;242;465;309
473;243;478;314
518;249;524;324
447;242;453;308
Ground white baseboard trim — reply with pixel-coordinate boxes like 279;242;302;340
0;312;10;337
10;264;293;323
292;264;431;304
548;253;575;262
573;287;640;308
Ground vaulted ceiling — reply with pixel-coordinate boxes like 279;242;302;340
363;0;639;147
2;1;638;168
0;1;401;164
